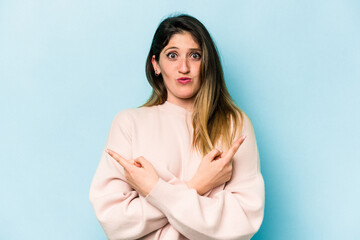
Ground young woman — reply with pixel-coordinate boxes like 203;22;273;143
90;14;265;240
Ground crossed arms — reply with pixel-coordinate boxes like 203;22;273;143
89;112;264;240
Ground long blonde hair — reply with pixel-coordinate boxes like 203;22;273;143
143;14;243;156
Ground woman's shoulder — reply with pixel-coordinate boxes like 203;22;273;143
239;110;252;127
229;109;254;137
236;110;256;138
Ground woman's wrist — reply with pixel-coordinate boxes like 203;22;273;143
186;178;207;195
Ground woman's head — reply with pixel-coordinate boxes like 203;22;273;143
145;14;224;107
151;30;202;108
144;14;243;155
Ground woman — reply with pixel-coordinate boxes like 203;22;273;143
89;14;265;240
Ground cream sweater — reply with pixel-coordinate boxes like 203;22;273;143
89;101;265;240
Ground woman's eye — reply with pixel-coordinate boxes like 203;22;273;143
167;53;177;59
191;52;201;59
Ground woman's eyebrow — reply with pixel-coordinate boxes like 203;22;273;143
164;47;201;52
164;46;179;52
189;48;201;51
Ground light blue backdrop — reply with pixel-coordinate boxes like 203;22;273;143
1;0;359;239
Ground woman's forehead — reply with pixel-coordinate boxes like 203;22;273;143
163;32;200;51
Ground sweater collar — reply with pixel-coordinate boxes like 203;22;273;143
159;101;193;116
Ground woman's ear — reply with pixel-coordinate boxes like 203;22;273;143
151;55;161;75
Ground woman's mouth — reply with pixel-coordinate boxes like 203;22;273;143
177;77;192;84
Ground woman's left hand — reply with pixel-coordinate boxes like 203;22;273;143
106;149;159;197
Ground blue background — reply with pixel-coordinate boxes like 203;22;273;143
1;0;359;239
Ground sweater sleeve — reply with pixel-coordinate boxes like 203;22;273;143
145;114;265;240
89;111;168;240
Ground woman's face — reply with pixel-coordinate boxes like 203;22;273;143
152;31;201;109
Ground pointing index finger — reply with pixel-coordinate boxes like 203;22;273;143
224;135;246;161
106;149;133;169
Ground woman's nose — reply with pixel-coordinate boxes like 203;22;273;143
178;57;190;74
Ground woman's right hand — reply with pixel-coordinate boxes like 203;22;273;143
186;136;246;195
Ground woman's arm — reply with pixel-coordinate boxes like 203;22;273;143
94;111;264;239
89;111;168;240
144;114;265;240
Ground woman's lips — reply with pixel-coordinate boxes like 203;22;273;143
177;77;191;84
